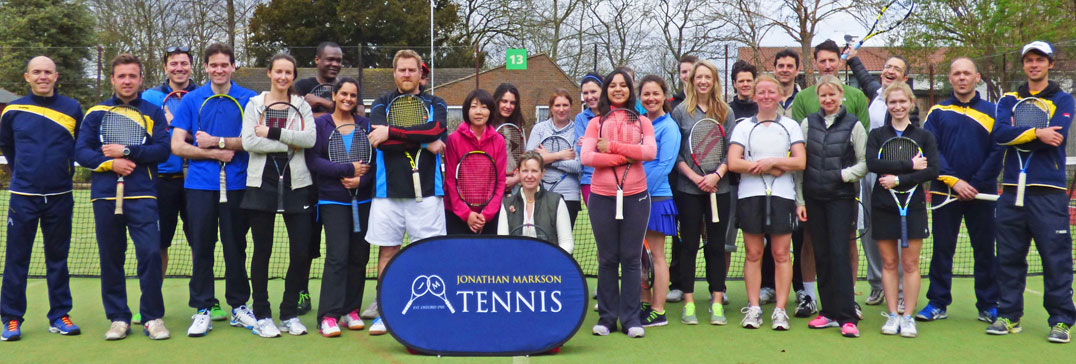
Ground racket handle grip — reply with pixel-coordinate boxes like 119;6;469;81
1015;172;1027;207
114;178;124;215
219;169;228;203
352;199;362;233
412;171;423;202
710;192;719;223
840;42;864;60
615;189;624;220
764;197;772;227
900;217;909;249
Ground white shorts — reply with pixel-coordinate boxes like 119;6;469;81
365;197;446;247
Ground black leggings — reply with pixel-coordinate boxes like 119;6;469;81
316;204;371;322
249;210;312;320
590;192;650;330
565;200;582;228
673;192;729;295
806;197;858;324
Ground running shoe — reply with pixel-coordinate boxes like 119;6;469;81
900;315;918;338
1048;323;1070;343
642;310;667;327
230;305;257;329
252;318;281;338
341;310;365;330
369;317;387;335
1;320;21;341
854;302;864;320
759;287;776;305
320;317;341;337
915;303;947;321
865;288;884;305
709;302;727;325
279;317;308;336
881;313;900;335
132;313;142;325
626;326;645;338
209;302;227;321
592;324;610;336
740;306;763;329
48;316;81;335
897;297;905;314
143;318;170;340
297;290;312;316
681;303;698;325
794;295;817;318
666;289;684;303
986;317;1022;335
771;308;790;331
808;315;839;329
360;301;379;319
187;309;212;337
841;322;860;338
104;321;128;340
977;308;998;323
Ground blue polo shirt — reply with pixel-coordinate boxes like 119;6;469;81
142;81;199;174
169;82;256;190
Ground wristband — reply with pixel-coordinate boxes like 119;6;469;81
894;176;900;187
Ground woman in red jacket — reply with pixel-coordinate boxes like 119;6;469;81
443;89;507;234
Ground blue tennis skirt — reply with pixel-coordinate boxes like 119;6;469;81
647;197;679;236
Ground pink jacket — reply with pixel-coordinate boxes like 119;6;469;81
580;112;657;197
444;122;507;223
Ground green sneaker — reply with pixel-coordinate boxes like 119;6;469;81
1048;323;1070;343
709;302;727;325
297;290;312;315
681;303;698;325
985;317;1021;335
209;303;228;321
132;313;142;325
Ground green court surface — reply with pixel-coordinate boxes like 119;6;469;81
6;277;1075;363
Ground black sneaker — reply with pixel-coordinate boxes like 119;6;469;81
297;290;312;315
795;295;817;318
1048;323;1070;343
639;303;653;321
642;310;668;327
865;288;884;305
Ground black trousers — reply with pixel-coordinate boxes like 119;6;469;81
317;204;371;322
186;189;250;310
805;197;858;324
248;210;313;320
672;192;729;295
156;176;189;249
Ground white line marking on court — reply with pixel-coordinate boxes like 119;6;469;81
1026;288;1043;296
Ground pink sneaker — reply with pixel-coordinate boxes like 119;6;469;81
808;315;839;329
841;323;859;338
340;310;365;330
320;317;341;337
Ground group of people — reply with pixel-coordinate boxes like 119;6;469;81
0;37;1072;346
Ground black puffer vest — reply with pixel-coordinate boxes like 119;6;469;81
803;107;858;200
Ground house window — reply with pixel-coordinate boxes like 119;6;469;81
536;106;549;122
447;105;464;131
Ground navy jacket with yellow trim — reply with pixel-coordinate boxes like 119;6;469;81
0;93;82;195
75;95;171;200
994;81;1075;191
923;92;1003;194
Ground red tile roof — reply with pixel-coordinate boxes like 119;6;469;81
738;47;947;74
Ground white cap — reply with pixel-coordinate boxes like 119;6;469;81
1021;41;1054;61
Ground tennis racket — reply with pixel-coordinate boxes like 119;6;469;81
854;197;871;240
309;83;334;100
328;123;372;232
641;239;654;289
198;94;244;203
599;108;644;220
162;90;188;122
879;136;922;248
1011;97;1050;207
258;101;306;213
497;123;525;178
745;119;792;227
928;182;1000;210
539;135;573;191
510;223;551;243
455;151;498;233
386;94;432;202
841;0;917;60
100;105;149;215
689;118;728;223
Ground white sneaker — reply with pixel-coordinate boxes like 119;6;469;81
740;306;763;329
626;326;645;338
104;321;129;340
592;324;610;336
759;288;776;304
369;317;387;335
360;302;380;319
666;289;684;303
771;308;790;331
143;318;170;340
340;310;365;330
900;315;918;338
881;313;900;335
187;309;212;337
278;317;308;336
230;305;257;329
252;318;281;338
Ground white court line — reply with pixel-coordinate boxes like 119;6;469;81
1026;288;1043;296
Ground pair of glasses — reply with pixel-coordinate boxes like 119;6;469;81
166;46;190;54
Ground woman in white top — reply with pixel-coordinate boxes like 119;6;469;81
498;151;574;253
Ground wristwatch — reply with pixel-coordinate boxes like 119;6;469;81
122;147;131;157
218;137;226;149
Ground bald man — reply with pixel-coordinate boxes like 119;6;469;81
1;56;85;341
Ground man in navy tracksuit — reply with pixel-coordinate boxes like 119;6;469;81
0;56;83;341
920;57;1002;323
75;54;172;340
989;41;1075;343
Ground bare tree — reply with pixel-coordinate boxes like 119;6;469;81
717;0;776;68
652;0;727;83
588;0;650;70
755;0;856;83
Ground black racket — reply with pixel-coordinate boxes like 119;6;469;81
198;94;244;203
641;239;654;289
598;108;644;220
309;83;334;100
258;101;306;213
328;123;372;232
878;136;922;248
100;105;148;215
455;151;498;233
497;123;525;177
1011;97;1050;207
841;0;917;60
539;135;573;191
386;94;431;202
689;118;728;223
510;223;552;244
745;119;792;227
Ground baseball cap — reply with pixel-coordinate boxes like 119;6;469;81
1021;41;1054;61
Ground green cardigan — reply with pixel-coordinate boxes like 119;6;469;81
790;84;871;130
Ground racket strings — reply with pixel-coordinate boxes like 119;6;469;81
262;107;294;129
101;111;146;146
690;123;726;171
387;97;428;127
499;126;524;173
457;154;497;206
327;133;354;163
880;138;919;161
311;85;333;99
1013;100;1050;128
746;123;790;160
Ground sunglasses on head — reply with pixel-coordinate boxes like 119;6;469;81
166;46;190;53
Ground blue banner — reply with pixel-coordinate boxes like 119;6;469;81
379;235;588;356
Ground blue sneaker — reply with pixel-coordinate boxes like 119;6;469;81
978;308;998;323
48;316;81;335
915;304;947;322
1;320;21;341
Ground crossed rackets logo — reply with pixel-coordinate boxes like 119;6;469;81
401;274;456;315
